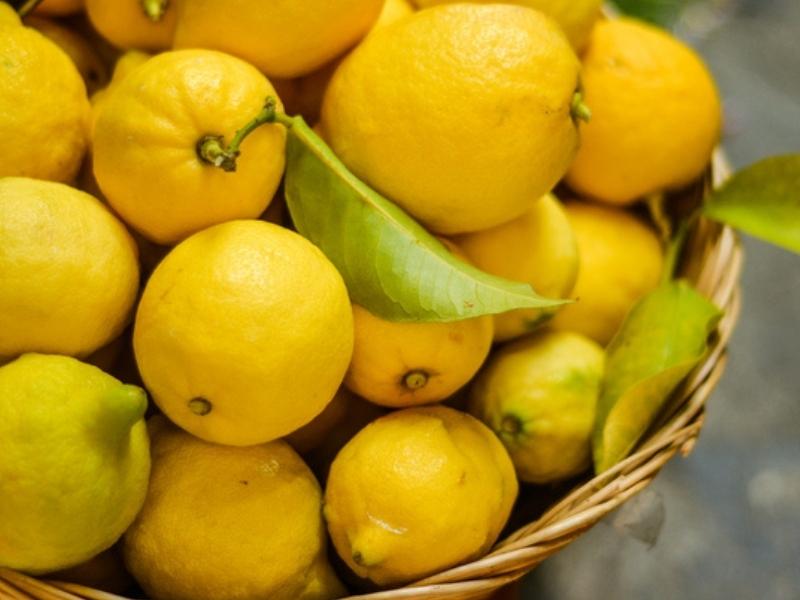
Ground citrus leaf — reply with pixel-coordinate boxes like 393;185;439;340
593;281;721;473
703;154;800;254
281;117;567;322
611;0;687;28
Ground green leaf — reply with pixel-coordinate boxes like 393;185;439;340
611;0;687;28
593;281;721;473
281;117;567;322
704;154;800;254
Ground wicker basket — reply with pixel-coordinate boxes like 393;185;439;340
0;151;742;600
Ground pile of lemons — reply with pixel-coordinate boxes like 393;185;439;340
0;0;722;598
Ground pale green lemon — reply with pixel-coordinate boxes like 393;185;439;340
0;354;149;573
470;330;604;483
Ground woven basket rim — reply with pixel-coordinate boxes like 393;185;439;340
1;152;743;600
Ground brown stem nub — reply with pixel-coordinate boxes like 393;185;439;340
188;397;212;416
501;415;522;436
141;0;168;22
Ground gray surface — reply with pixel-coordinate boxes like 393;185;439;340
522;2;800;598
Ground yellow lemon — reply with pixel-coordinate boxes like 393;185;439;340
456;194;579;342
0;354;149;573
173;0;385;78
0;5;89;182
410;0;602;49
325;406;518;585
567;18;722;204
124;417;344;600
469;330;605;484
0;178;139;361
551;202;664;345
134;220;354;446
85;0;177;50
321;4;584;234
33;0;83;16
290;0;415;125
345;305;493;408
24;16;108;95
378;0;415;26
88;50;151;138
93;49;286;244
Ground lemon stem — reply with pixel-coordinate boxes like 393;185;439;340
571;92;592;123
402;370;429;390
140;0;168;22
196;95;291;172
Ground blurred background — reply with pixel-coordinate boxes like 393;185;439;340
521;0;800;598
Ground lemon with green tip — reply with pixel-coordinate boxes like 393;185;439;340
0;354;149;574
469;330;604;483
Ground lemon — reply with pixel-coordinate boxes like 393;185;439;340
324;406;518;585
469;330;604;484
124;417;344;600
567;18;722;204
410;0;602;49
174;0;385;78
290;0;415;125
33;0;82;16
0;178;139;362
93;49;286;244
88;50;151;138
134;220;354;446
0;5;90;182
0;354;149;573
85;0;177;50
321;4;584;235
345;305;493;408
25;16;108;95
378;0;415;26
551;201;664;345
456;194;579;342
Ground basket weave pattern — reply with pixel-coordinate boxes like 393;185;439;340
0;154;743;600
